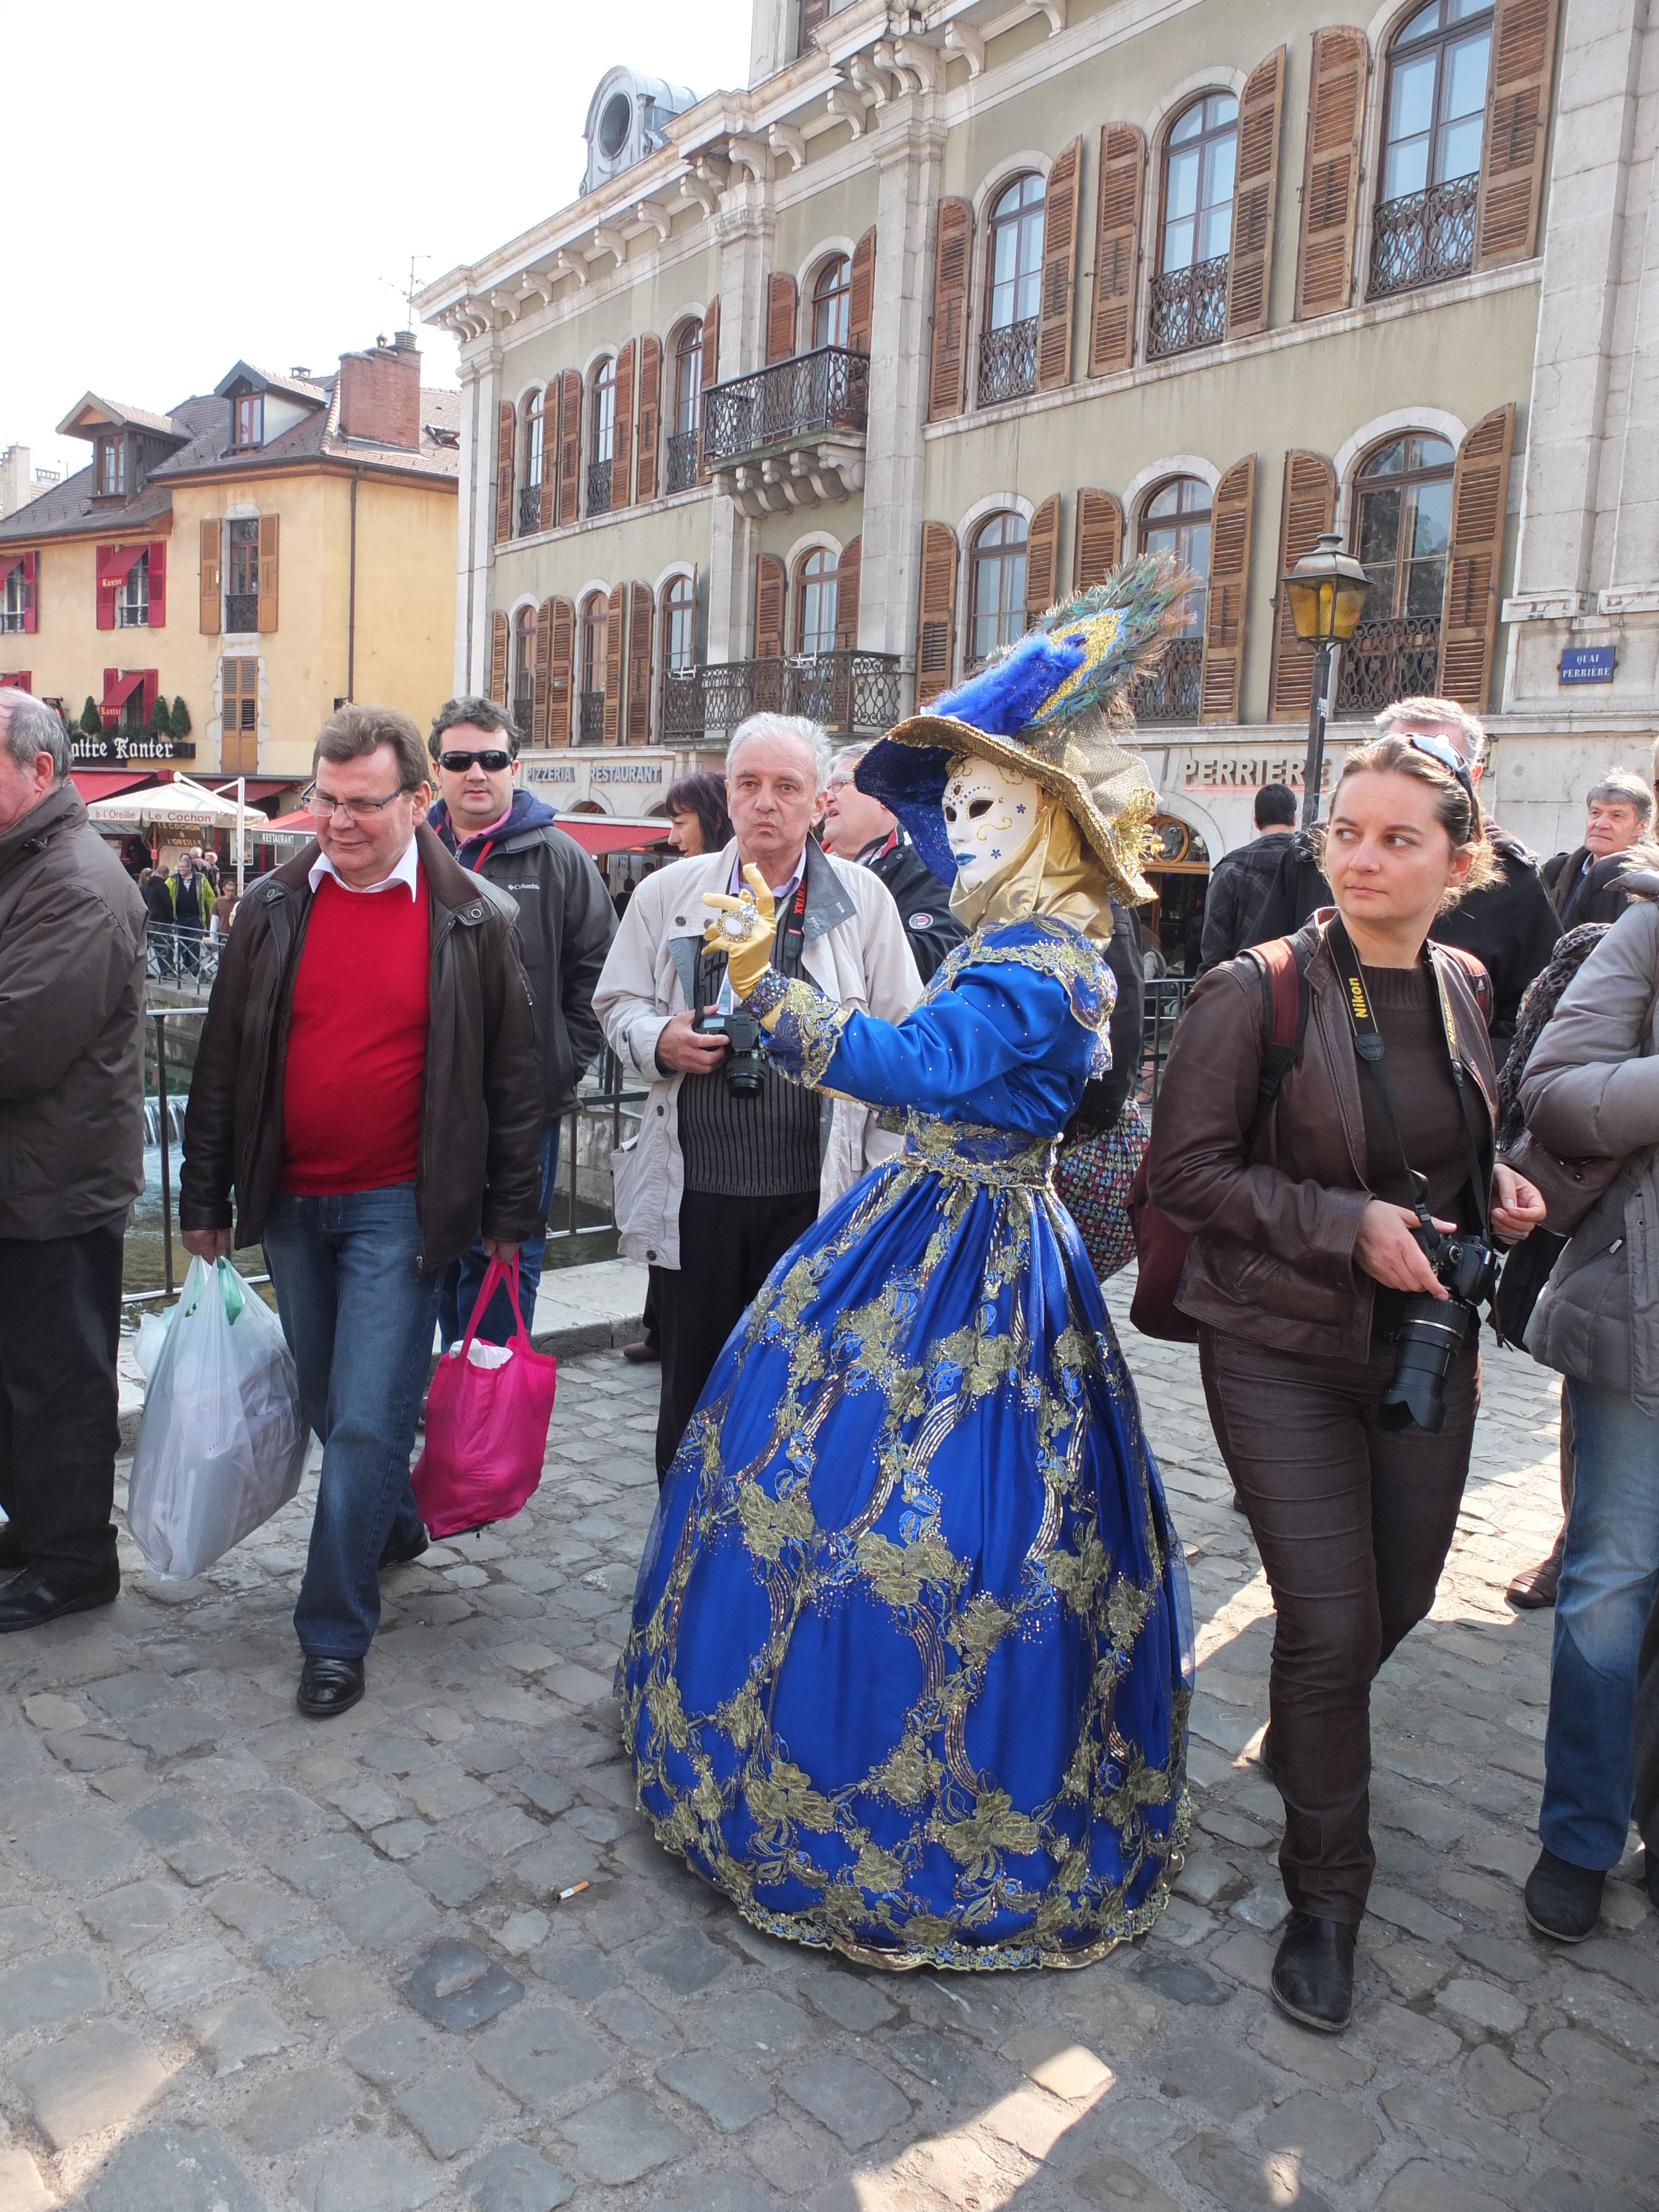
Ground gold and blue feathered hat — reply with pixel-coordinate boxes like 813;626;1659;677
855;553;1195;907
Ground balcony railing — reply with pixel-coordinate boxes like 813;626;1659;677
518;484;544;535
665;429;699;494
1147;255;1229;360
977;317;1038;407
578;689;605;745
701;347;869;468
660;651;904;742
587;459;613;517
1369;175;1479;299
1131;637;1204;724
512;684;533;743
225;594;258;633
1336;615;1443;715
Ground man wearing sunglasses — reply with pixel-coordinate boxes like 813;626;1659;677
426;696;616;1345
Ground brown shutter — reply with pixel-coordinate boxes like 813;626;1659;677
1267;451;1337;719
531;597;553;747
1439;405;1515;712
255;515;279;634
915;523;959;705
557;371;582;528
1475;0;1560;267
1227;48;1286;340
1024;496;1061;620
1089;127;1146;377
489;611;509;705
1295;27;1369;321
1199;457;1257;724
635;335;662;503
848;229;876;354
834;535;861;650
697;295;721;483
199;518;221;635
927;199;974;421
603;583;626;743
627;582;654;743
754;553;786;660
538;397;555;531
494;400;515;542
547;596;575;744
612;340;635;508
767;273;799;365
1072;489;1124;589
1036;138;1083;392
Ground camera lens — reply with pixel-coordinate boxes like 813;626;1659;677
1376;1297;1472;1433
724;1056;765;1099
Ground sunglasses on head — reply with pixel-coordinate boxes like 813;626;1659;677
1404;732;1478;815
436;749;514;773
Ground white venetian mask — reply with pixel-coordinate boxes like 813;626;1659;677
941;758;1045;891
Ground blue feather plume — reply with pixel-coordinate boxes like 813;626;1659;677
928;633;1087;737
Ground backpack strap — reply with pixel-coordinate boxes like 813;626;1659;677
1432;941;1494;1028
1240;935;1312;1151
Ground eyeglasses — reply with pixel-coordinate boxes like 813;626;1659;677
1404;734;1478;818
302;783;411;823
436;749;514;773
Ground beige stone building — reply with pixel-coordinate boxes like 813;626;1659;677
420;0;1653;956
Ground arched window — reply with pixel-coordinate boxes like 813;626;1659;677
796;549;839;656
519;390;545;536
512;606;535;740
968;513;1029;666
812;257;851;349
667;321;703;493
580;592;608;744
1337;432;1456;713
1134;478;1211;721
978;174;1045;405
588;359;617;515
1371;1;1493;296
662;573;697;674
1150;94;1237;358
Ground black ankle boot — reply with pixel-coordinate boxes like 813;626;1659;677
1271;1911;1355;2033
1524;1847;1604;1942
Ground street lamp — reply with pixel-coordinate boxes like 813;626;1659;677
1283;530;1370;828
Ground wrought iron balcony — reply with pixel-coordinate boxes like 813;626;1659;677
1147;255;1229;360
702;347;868;514
512;683;533;743
665;429;699;494
1369;176;1479;299
977;317;1038;408
225;594;258;634
1131;637;1204;724
586;459;613;517
1336;616;1443;715
660;651;903;742
578;689;605;745
518;484;544;535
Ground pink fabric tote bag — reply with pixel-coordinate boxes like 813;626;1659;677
413;1256;557;1538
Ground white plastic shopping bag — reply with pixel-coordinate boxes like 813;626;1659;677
127;1258;311;1579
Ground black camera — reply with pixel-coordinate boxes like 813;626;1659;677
1376;1214;1500;1434
693;1006;766;1099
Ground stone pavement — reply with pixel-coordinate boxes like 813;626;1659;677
2;1274;1657;2212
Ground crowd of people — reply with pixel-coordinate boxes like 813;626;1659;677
0;593;1656;2038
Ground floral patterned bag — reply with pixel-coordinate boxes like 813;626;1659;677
1055;1098;1148;1281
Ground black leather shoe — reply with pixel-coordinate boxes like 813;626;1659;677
296;1656;366;1718
378;1520;429;1571
1271;1911;1356;2033
0;1564;119;1633
0;1522;22;1573
1255;1728;1277;1787
621;1339;660;1364
1525;1846;1604;1941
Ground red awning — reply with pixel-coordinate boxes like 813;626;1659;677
101;670;147;707
559;816;671;855
258;808;315;834
71;771;155;802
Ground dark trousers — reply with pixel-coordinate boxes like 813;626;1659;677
1635;1576;1659;1862
1199;1324;1479;1926
655;1188;818;1481
0;1222;125;1582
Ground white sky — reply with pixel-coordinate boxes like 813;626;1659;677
3;0;752;483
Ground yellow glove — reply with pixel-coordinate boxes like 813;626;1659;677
702;863;777;1000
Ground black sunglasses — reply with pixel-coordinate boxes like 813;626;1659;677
436;749;514;773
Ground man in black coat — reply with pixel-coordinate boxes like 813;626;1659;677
1197;782;1297;973
825;743;964;982
1542;769;1659;927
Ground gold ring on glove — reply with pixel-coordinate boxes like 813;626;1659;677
717;900;765;945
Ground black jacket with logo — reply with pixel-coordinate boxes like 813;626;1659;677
857;832;964;982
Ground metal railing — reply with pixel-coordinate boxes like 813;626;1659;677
512;684;533;743
1369;175;1479;299
700;347;870;467
147;923;220;996
578;689;605;745
586;458;613;515
1336;615;1443;715
976;317;1039;407
225;593;258;633
544;1048;649;1255
659;650;904;740
131;1007;270;1305
518;484;544;535
1141;978;1197;1109
1131;637;1204;724
665;429;699;493
1147;255;1229;359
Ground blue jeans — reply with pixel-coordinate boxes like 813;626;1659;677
1541;1378;1659;1868
262;1183;440;1660
439;1118;560;1349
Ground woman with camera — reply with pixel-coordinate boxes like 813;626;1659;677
1147;733;1546;2032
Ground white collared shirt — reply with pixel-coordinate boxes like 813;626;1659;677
307;836;422;900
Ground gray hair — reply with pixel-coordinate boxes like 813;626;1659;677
726;713;832;790
1374;696;1489;768
829;743;872;780
0;692;70;782
1587;768;1655;821
429;693;518;761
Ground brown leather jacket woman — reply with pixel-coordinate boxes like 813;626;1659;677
1146;915;1498;1363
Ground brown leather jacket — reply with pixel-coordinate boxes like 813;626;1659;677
1146;916;1498;1361
180;826;544;1273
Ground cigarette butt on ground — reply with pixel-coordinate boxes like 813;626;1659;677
557;1881;590;1901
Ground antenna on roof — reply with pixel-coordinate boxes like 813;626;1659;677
404;253;432;326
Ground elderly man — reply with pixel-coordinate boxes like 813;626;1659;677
1543;770;1659;927
822;743;963;982
181;705;543;1717
596;713;920;1479
426;695;616;1345
0;694;147;1629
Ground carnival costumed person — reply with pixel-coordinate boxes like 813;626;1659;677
618;560;1194;1970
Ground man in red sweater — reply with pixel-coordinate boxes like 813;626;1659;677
180;706;544;1717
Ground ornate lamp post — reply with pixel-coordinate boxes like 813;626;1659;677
1283;531;1370;828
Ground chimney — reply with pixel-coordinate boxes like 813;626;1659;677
336;337;420;450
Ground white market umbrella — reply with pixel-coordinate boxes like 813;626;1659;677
84;775;246;830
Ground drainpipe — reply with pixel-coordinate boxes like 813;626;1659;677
346;468;364;701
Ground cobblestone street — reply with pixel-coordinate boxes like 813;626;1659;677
1;1276;1656;2212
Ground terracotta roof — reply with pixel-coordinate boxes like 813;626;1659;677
55;392;187;441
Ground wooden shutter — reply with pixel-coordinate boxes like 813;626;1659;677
915;523;959;705
767;273;799;364
1036;138;1083;392
538;398;556;531
1073;489;1124;589
256;515;279;634
547;596;575;745
1089;127;1146;377
754;553;786;660
848;228;876;354
612;340;636;508
1024;497;1061;619
1267;451;1337;719
18;550;36;635
834;535;862;650
697;295;721;483
557;371;582;528
95;546;119;632
603;583;626;744
627;583;654;743
494;400;515;542
1228;49;1286;340
1199;456;1257;724
1476;0;1559;267
531;597;554;747
636;335;662;503
199;519;221;635
1295;27;1369;321
1439;405;1515;711
927;199;974;421
489;611;509;705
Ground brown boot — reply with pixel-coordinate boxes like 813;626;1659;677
1507;1531;1565;1610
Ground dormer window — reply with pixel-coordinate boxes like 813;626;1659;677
97;436;126;497
234;394;264;450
